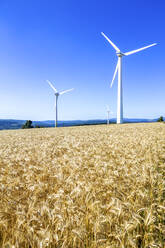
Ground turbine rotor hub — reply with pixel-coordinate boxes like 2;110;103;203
116;52;124;57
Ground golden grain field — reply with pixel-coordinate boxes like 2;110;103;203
0;123;164;248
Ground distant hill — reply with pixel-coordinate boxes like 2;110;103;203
0;117;164;130
0;119;25;130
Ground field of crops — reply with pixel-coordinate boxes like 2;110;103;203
0;123;164;248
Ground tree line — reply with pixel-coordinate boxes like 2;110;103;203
22;116;165;129
22;120;42;129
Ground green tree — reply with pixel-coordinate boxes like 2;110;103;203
157;116;164;122
22;120;33;129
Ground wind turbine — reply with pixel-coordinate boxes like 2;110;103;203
101;32;157;124
46;80;74;127
106;105;113;125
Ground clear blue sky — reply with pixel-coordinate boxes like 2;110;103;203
0;0;164;120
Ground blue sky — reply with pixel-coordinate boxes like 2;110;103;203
0;0;164;120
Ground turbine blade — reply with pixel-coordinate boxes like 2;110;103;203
101;32;120;52
46;80;58;93
59;88;74;95
110;59;119;88
54;97;56;109
106;105;110;111
124;43;157;56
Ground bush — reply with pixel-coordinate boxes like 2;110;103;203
157;116;164;122
22;120;33;129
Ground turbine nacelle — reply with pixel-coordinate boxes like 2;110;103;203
116;52;125;57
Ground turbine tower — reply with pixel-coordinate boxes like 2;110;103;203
101;32;157;124
46;80;74;127
106;105;113;125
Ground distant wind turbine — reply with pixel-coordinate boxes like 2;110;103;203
101;32;157;124
46;80;74;127
106;105;113;125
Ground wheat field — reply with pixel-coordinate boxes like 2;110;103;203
0;123;164;248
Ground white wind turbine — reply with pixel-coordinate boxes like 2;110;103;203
46;80;74;127
101;32;157;124
106;105;113;125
